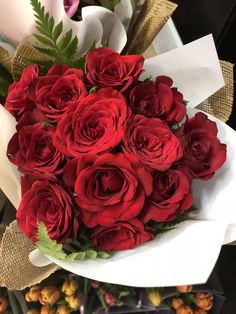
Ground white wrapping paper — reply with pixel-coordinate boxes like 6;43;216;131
0;0;127;53
0;35;235;287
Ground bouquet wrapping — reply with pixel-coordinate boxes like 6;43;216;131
0;0;235;291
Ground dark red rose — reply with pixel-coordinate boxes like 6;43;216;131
35;64;87;123
64;153;153;228
86;47;144;92
129;76;186;125
140;169;192;223
7;121;65;177
92;218;154;251
54;88;130;157
16;177;78;243
123;114;183;171
175;112;227;180
5;65;39;119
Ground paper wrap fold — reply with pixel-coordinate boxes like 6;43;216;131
0;0;127;54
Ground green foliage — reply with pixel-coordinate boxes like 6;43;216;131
0;65;13;97
36;222;111;261
149;205;198;235
30;0;78;65
98;0;121;11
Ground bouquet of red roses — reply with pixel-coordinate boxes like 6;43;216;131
5;22;226;261
1;0;235;289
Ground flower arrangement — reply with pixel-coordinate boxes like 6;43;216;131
3;0;227;262
0;270;222;314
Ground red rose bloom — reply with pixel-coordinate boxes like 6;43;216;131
16;178;78;243
54;88;130;157
92;219;154;251
5;65;39;119
176;112;227;180
35;64;87;123
64;153;153;228
86;47;144;92
140;169;193;223
7;121;65;177
123;115;183;171
129;76;186;125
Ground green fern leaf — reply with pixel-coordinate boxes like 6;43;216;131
53;21;63;41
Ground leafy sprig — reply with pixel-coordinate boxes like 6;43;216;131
30;0;78;65
36;222;111;261
148;205;198;235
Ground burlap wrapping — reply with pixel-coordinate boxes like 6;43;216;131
125;0;177;54
12;41;48;81
0;46;13;73
0;221;58;290
197;61;234;122
0;0;234;290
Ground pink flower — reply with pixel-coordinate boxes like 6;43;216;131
64;0;79;17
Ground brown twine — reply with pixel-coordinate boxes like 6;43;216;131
0;221;59;291
0;47;13;73
125;0;177;55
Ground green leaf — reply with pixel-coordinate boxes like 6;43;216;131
36;222;111;262
64;36;79;60
0;65;13;97
96;290;108;310
183;100;189;107
58;29;73;51
99;0;120;11
118;291;130;299
89;86;97;94
30;0;79;66
53;21;63;41
85;250;97;260
33;33;54;46
97;251;111;259
42;121;56;128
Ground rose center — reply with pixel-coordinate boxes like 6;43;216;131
97;170;123;194
152;173;176;201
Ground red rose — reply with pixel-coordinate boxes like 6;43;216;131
64;153;153;228
129;76;186;125
176;112;227;180
92;219;154;251
140;169;193;223
7;120;65;177
5;65;39;119
35;64;87;123
16;177;78;243
123;115;183;171
54;88;130;157
86;48;144;92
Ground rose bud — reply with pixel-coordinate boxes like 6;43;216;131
91;280;101;289
194;309;208;314
27;310;40;314
25;285;42;302
176;305;194;314
41;305;56;314
195;292;213;311
148;291;161;307
65;294;81;310
104;291;116;306
39;286;61;306
177;285;193;293
171;298;184;310
62;278;78;296
0;296;8;312
57;305;71;314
